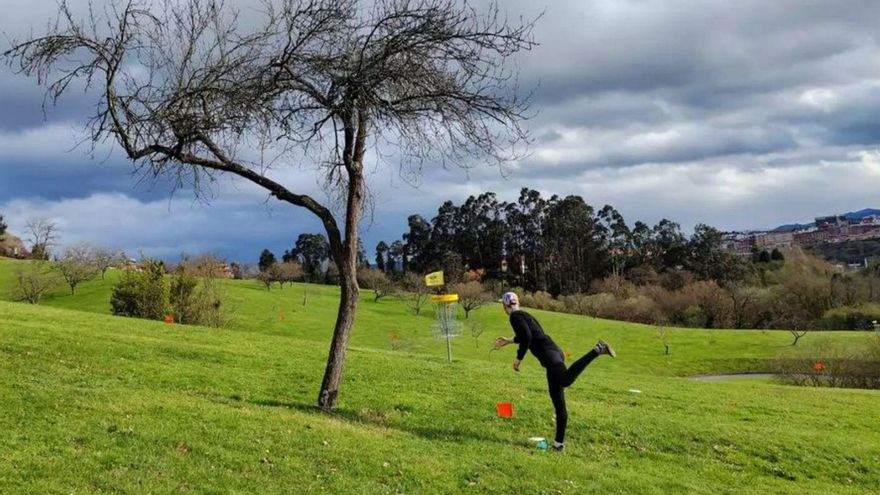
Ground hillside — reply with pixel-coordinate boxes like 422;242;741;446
0;257;870;376
1;258;879;493
771;207;880;232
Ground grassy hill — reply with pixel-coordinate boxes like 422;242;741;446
1;257;879;493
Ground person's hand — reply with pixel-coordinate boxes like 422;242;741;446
494;337;511;349
513;359;521;372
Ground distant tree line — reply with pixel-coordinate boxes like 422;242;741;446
374;188;744;293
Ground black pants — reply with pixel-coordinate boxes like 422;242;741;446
545;349;599;444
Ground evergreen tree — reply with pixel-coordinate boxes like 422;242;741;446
375;241;389;273
258;249;277;272
293;233;330;281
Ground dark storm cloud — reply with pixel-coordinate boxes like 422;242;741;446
5;0;880;259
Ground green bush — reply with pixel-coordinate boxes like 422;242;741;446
169;263;229;327
170;265;199;324
110;260;170;320
595;295;662;325
520;291;563;312
821;304;880;330
679;305;709;328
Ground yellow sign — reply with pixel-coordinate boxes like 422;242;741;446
431;293;459;303
424;271;444;287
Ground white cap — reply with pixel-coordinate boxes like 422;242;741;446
499;292;519;306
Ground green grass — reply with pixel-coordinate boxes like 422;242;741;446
1;257;879;494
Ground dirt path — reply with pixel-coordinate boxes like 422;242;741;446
688;373;778;382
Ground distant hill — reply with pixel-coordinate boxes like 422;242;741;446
771;223;813;233
844;208;880;220
771;208;880;232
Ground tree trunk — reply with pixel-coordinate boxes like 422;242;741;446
317;263;358;410
317;119;365;410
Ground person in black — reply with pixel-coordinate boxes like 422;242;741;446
494;291;615;452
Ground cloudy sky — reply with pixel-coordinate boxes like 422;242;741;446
3;0;880;262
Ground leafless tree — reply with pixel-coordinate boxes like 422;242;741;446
5;0;536;410
24;218;59;260
402;272;431;315
468;320;484;348
277;261;304;288
12;262;60;304
656;325;670;355
357;267;393;302
57;244;100;294
92;247;124;279
450;280;490;318
256;262;281;291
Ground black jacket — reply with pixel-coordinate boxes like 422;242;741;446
509;310;563;367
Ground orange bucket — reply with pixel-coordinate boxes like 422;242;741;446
496;402;514;418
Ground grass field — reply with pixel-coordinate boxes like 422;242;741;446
1;257;879;494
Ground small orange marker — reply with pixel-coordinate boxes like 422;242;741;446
813;361;824;371
565;351;571;361
164;315;174;325
279;313;286;321
496;402;514;418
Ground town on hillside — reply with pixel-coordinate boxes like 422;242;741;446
724;210;880;267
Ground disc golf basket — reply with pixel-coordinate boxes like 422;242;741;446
431;293;461;362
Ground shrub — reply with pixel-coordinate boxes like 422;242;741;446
169;258;230;327
821;304;880;330
559;293;592;315
659;269;694;291
628;264;659;286
110;259;170;320
595;295;662;325
170;265;199;324
520;291;563;312
680;280;733;328
679;305;709;328
591;276;635;298
774;343;880;390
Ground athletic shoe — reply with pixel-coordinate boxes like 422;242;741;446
595;340;616;358
551;442;565;452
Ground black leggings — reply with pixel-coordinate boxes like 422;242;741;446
546;349;599;443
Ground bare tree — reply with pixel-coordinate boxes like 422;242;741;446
277;261;304;289
357;267;393;302
11;262;59;304
450;281;490;318
57;244;100;294
790;327;809;346
656;325;670;355
256;262;282;291
24;218;59;260
468;320;484;348
92;247;123;279
5;0;535;410
402;272;431;315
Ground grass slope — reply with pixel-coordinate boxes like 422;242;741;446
1;258;879;493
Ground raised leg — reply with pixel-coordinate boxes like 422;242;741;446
560;348;599;387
